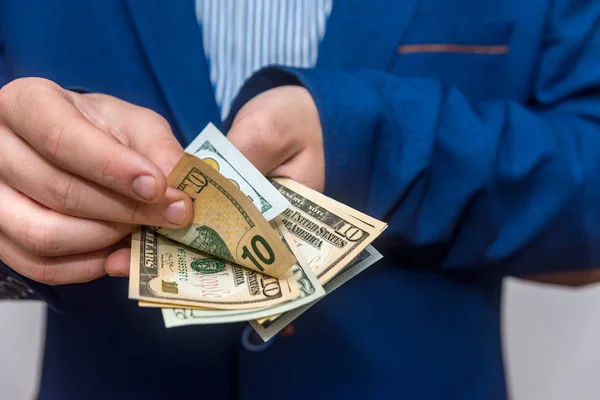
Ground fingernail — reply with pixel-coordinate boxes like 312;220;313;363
132;175;157;200
109;272;128;278
163;200;187;226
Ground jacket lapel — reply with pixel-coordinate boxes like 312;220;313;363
317;0;420;69
123;0;421;143
124;0;221;146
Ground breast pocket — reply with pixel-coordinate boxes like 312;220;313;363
391;17;515;101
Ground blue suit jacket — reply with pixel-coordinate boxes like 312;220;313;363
1;0;599;399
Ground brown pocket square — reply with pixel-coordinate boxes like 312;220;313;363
398;44;509;55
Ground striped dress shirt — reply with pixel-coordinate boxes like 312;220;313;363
196;0;333;119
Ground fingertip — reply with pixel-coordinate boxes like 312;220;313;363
162;188;195;228
105;247;131;277
132;174;159;202
131;164;168;204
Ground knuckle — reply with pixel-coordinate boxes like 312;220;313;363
96;152;117;181
0;78;33;102
244;113;286;150
128;201;145;224
23;221;44;256
138;107;168;127
147;110;170;130
29;257;58;286
0;226;59;285
0;129;10;173
251;124;272;149
41;120;68;166
45;173;84;215
130;108;172;140
39;260;58;285
254;127;285;158
232;122;262;151
0;79;67;163
0;81;26;121
23;219;61;257
1;77;59;92
1;77;61;94
0;78;60;115
83;258;100;283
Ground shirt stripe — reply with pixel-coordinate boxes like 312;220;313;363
196;0;333;120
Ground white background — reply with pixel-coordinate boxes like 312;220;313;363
2;278;600;399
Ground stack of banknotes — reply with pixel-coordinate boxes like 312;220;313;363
128;123;387;341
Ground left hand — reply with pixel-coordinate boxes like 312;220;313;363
227;85;326;192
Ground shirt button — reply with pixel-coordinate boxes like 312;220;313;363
241;324;274;352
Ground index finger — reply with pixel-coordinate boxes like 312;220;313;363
0;78;168;203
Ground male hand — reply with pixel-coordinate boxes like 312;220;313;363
227;85;326;192
0;78;193;284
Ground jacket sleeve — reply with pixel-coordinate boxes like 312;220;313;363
226;0;600;278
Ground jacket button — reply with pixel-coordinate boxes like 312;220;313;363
277;324;295;337
241;324;274;352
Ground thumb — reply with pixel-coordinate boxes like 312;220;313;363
105;246;132;278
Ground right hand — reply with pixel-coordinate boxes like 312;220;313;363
0;78;194;285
